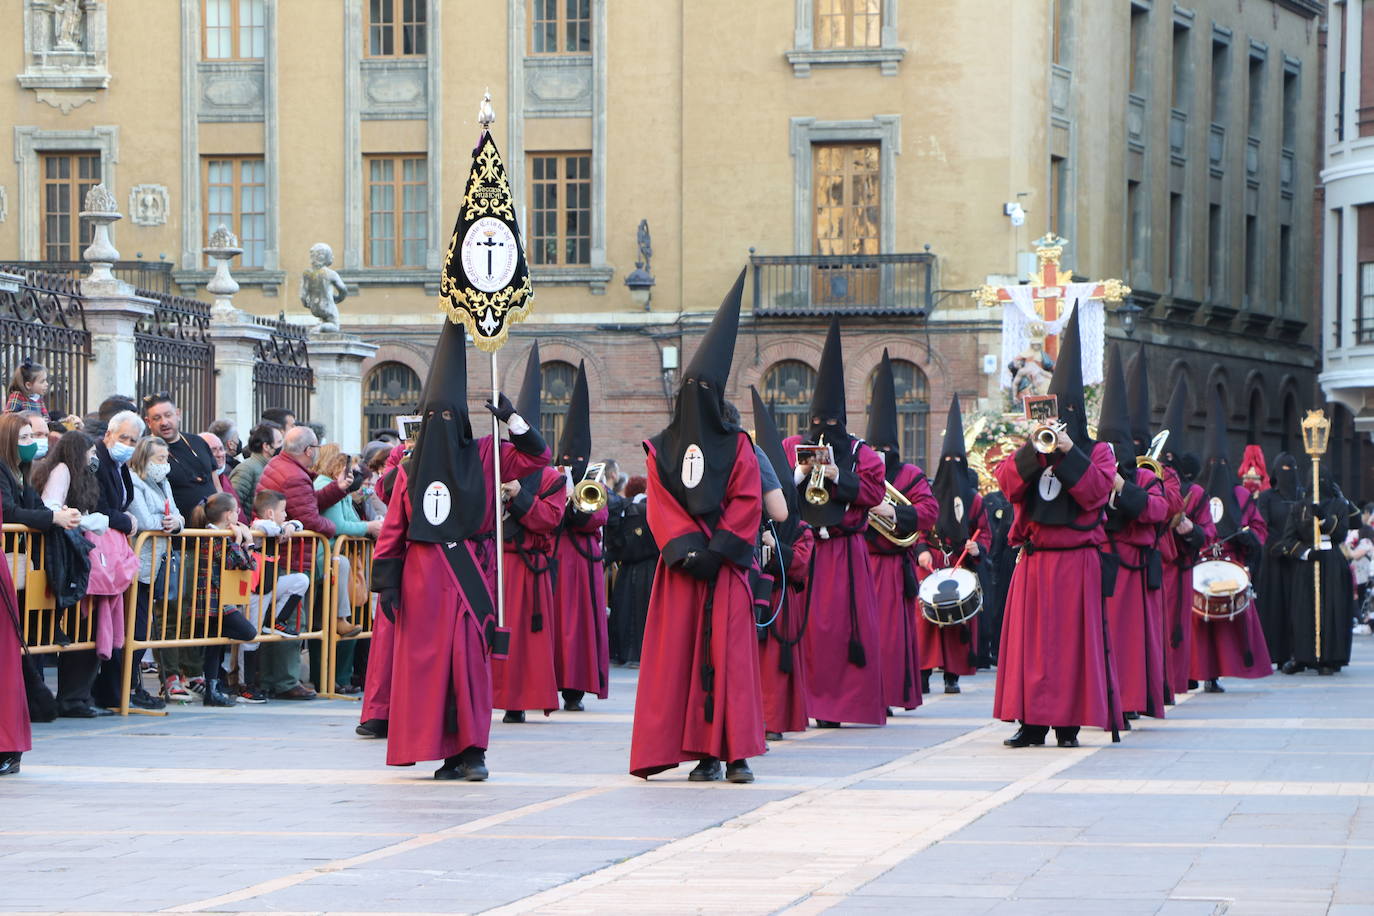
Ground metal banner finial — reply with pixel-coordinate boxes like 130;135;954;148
478;89;495;130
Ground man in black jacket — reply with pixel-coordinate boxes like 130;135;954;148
143;395;219;519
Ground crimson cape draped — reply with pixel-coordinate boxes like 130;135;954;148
915;493;991;677
1190;486;1272;680
630;435;765;778
993;442;1123;730
0;489;29;755
493;466;566;714
553;503;610;699
1164;481;1214;697
1103;467;1171;717
866;462;937;708
374;438;549;767
360;444;409;725
782;435;888;726
760;523;814;735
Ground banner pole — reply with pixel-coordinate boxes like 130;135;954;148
491;348;505;630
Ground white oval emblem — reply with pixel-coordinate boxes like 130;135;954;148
460;217;520;293
1038;468;1062;501
682;444;705;489
953;496;965;522
423;481;452;525
1209;496;1224;524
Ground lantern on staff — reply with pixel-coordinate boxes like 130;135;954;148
1300;408;1331;658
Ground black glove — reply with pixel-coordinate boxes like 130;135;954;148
484;393;517;423
378;587;400;624
684;549;722;581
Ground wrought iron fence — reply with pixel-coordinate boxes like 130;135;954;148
134;289;215;432
0;260;174;294
749;251;937;317
253;316;312;423
0;266;91;418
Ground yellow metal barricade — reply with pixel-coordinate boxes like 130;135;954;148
118;528;334;715
322;535;375;700
3;522;99;656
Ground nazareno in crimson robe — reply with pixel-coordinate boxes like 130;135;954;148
865;462;937;709
361;443;407;726
0;490;30;757
371;437;549;767
759;522;814;735
552;501;610;699
1164;479;1213;699
493;466;566;714
1189;486;1272;681
993;441;1124;731
630;434;765;778
1102;467;1171;717
915;493;991;678
782;435;889;726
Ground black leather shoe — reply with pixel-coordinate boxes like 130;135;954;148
814;719;841;728
1003;727;1046;748
435;749;488;781
944;680;961;695
1057;736;1081;748
1317;666;1335;676
203;680;237;707
0;752;20;776
356;718;388;738
1187;680;1199;690
58;705;100;719
1281;659;1304;675
502;710;526;723
765;731;784;741
920;671;932;695
725;760;755;784
688;758;722;782
1124;711;1140;720
563;699;585;712
130;689;166;711
1204;679;1225;693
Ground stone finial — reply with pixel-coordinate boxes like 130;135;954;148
204;223;244;321
80;182;122;284
82;182;119;216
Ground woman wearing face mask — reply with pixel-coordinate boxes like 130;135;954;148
127;437;189;701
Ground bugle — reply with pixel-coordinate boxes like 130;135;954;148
805;463;830;506
869;480;918;548
1031;421;1067;454
572;461;608;514
1136;429;1169;478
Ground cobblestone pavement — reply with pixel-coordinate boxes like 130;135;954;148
4;637;1374;915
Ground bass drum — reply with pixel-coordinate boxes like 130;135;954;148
919;567;982;627
1192;558;1252;621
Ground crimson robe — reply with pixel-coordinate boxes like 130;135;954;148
1164;480;1213;697
759;523;814;735
866;463;937;708
373;438;548;767
1103;467;1170;717
1190;486;1272;680
915;493;991;677
553;502;610;699
782;435;888;726
993;442;1122;730
361;444;408;725
631;435;765;777
0;492;29;756
1156;469;1185;700
493;466;565;714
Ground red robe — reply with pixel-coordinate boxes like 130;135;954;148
0;492;30;756
993;442;1122;730
553;501;610;699
782;435;888;726
1190;487;1272;680
361;444;407;725
373;438;549;767
1164;480;1213;697
493;467;565;714
631;436;765;777
1156;469;1185;700
1103;467;1170;717
915;493;992;677
759;523;814;735
866;463;937;708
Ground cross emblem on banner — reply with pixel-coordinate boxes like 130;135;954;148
973;234;1130;360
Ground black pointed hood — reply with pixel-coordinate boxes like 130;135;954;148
407;318;485;543
933;396;974;547
1271;451;1302;501
1097;344;1136;474
1200;387;1244;538
1160;374;1190;472
866;348;902;476
648;270;745;519
515;341;542;438
809;317;848;430
1127;342;1151;454
1046;305;1091;449
752;385;799;546
555;360;592;480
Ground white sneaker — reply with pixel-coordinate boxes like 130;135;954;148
163;676;194;702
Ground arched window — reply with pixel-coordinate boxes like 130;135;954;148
362;361;422;441
540;360;577;447
866;358;929;467
1246;388;1264;445
1280;392;1299;456
761;360;818;440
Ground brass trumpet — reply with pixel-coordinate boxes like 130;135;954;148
869;481;918;547
572;461;608;514
1136;429;1170;478
805;463;830;506
1031;420;1067;454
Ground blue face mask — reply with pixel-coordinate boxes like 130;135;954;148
33;438;48;461
109;442;135;465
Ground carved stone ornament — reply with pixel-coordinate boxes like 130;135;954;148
20;0;110;91
81;182;118;216
33;90;96;114
208;224;241;251
128;184;169;227
0;187;8;224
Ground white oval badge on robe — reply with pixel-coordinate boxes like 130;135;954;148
682;444;705;489
1038;468;1062;502
1209;496;1224;524
953;496;965;522
423;481;452;525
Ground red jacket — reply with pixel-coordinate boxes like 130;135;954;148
256;453;346;571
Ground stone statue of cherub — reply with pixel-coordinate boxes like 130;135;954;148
300;242;347;333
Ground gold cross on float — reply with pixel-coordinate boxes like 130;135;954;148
974;234;1130;360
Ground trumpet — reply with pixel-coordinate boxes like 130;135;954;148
1031;420;1067;454
1136;429;1170;478
869;481;918;548
805;463;830;506
572;461;608;514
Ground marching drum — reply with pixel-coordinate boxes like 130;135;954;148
918;567;982;627
1191;559;1253;621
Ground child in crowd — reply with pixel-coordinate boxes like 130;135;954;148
248;489;311;641
6;359;49;418
187;493;257;707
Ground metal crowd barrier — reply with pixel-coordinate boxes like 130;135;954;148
321;535;376;700
3;523;98;656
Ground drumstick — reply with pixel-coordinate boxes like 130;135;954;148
951;528;981;570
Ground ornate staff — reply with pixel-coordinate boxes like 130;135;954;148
438;91;536;658
1300;409;1331;661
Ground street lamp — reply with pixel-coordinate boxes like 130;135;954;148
1116;299;1144;338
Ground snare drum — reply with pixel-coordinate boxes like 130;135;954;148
1191;558;1252;621
918;567;982;627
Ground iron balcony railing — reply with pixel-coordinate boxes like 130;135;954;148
749;251;936;317
0;260;174;294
